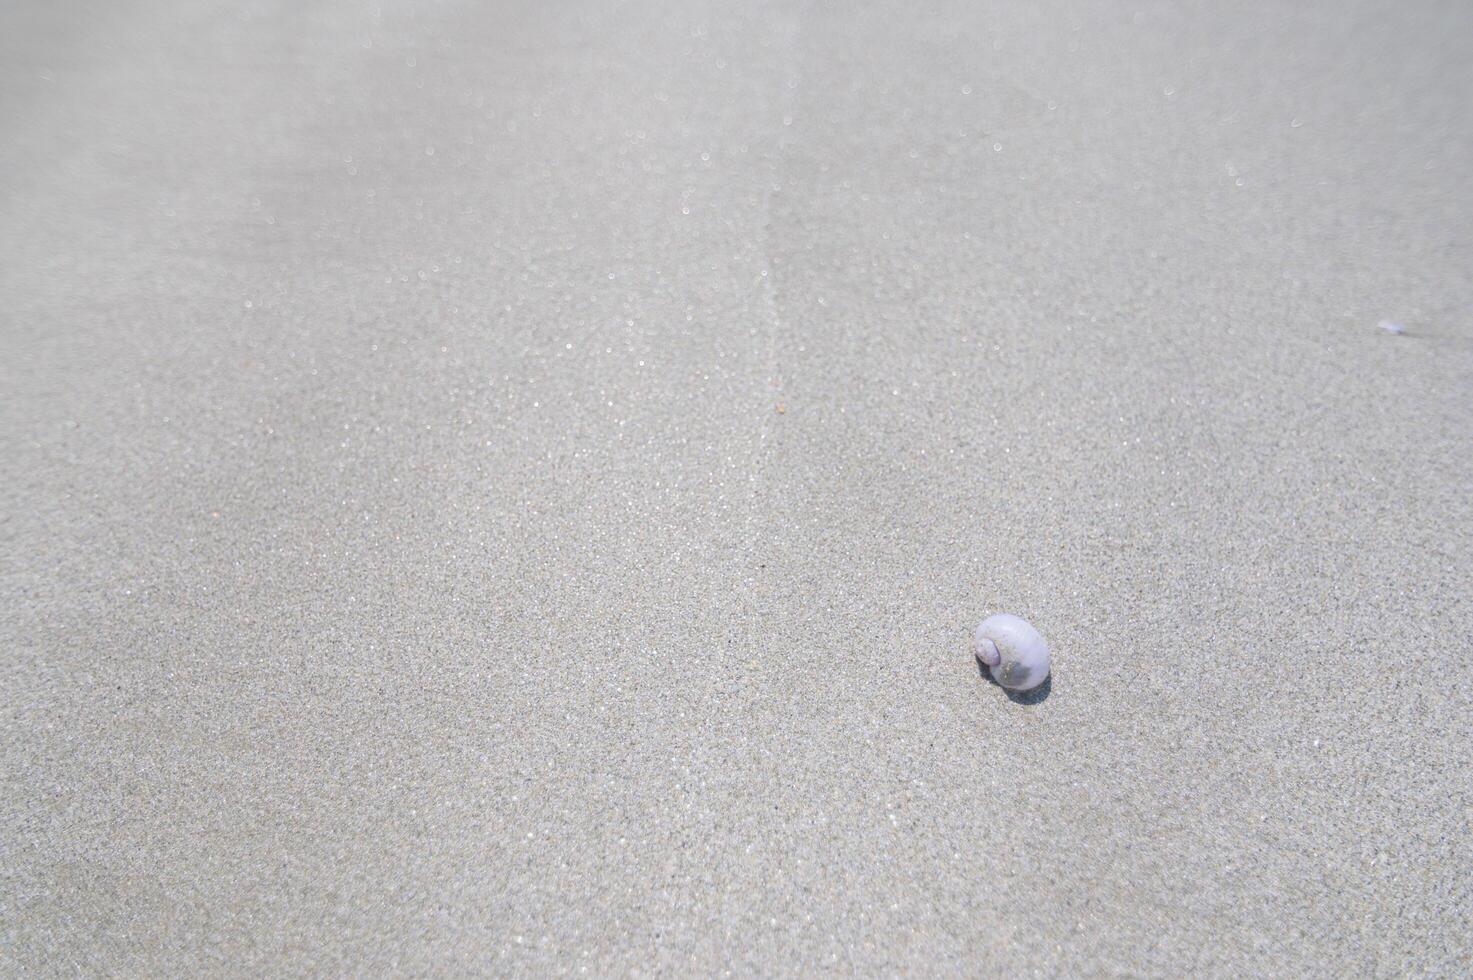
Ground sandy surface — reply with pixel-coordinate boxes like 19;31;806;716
4;0;1472;974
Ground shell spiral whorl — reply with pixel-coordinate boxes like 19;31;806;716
975;637;1001;667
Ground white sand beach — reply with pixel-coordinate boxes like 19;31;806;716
3;0;1471;974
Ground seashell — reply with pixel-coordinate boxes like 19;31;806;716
974;614;1051;691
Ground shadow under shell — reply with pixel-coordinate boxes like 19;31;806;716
976;655;1052;705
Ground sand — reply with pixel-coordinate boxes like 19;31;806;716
3;0;1471;974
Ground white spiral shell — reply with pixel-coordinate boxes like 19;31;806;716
974;613;1051;692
